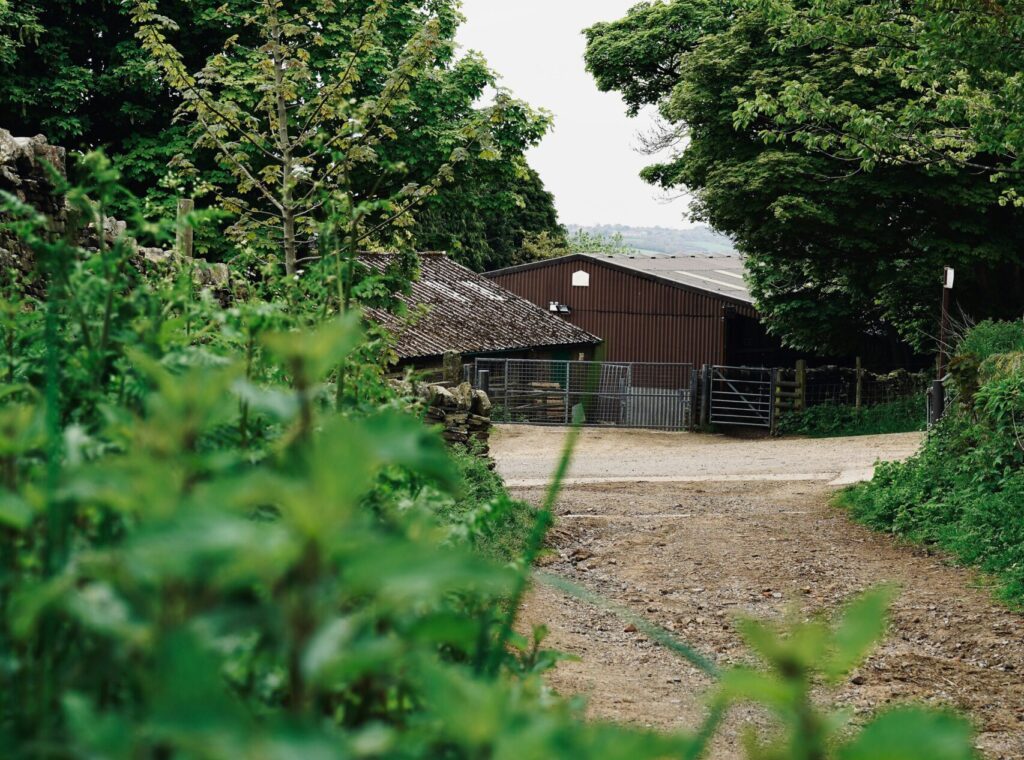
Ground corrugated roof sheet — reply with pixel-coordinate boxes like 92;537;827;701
583;254;753;304
488;252;754;305
360;253;600;360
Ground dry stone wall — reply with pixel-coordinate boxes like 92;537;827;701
0;128;227;289
0;130;66;275
418;381;494;463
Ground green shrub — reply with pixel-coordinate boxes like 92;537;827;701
843;319;1024;604
957;319;1024;361
440;447;536;563
777;397;925;438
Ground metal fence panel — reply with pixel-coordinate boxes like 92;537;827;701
709;365;774;428
474;359;693;431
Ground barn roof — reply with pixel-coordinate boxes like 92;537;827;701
360;253;600;360
488;253;755;306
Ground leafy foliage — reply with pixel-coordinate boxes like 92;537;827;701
584;0;1024;354
0;147;980;759
0;0;564;271
737;1;1024;202
714;587;971;760
843;320;1024;603
777;398;925;438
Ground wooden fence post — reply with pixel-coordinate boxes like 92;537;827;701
855;356;863;409
176;198;194;261
795;359;807;412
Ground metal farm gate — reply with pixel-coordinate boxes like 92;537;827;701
472;359;694;431
472;360;925;433
706;365;775;429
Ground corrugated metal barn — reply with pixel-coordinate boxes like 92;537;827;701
361;253;600;367
486;253;793;368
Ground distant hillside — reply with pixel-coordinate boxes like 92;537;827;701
565;224;737;256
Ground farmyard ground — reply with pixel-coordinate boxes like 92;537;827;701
493;426;1024;759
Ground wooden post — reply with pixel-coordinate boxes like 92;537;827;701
855;356;863;409
176;198;194;260
795;359;807;412
929;380;945;426
700;364;711;429
938;279;952;379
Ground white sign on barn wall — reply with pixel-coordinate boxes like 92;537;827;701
572;270;590;287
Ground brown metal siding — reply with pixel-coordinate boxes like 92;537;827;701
489;258;757;367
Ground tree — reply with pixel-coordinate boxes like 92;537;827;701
737;0;1024;200
0;0;565;271
584;0;1024;356
132;0;483;276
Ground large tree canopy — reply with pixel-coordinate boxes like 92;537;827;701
585;0;1024;356
0;0;563;271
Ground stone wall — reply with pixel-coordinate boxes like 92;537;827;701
0;128;227;289
0;130;66;275
417;381;494;463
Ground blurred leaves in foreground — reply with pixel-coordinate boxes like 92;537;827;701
0;153;978;759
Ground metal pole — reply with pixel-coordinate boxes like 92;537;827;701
938;285;952;379
770;368;779;434
700;364;711;428
563;360;570;424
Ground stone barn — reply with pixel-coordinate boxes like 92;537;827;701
360;253;601;370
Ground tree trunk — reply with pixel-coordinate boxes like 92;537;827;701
283;207;297;277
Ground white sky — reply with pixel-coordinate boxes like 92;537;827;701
457;0;695;229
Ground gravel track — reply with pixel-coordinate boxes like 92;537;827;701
493;426;1024;759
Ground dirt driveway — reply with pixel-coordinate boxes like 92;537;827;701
493;426;1024;759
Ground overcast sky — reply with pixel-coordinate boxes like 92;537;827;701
457;0;694;229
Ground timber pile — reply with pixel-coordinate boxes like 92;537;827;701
418;381;494;461
528;382;565;422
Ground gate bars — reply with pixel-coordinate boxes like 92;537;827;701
471;358;695;431
705;365;775;429
472;360;923;432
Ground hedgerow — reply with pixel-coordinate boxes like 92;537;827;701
842;320;1024;603
776;397;925;438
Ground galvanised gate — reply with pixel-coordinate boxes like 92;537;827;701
470;359;696;431
470;361;797;431
705;365;775;429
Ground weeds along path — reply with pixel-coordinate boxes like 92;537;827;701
492;427;1024;760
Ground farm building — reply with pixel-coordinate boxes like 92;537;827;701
486;253;795;368
360;253;601;369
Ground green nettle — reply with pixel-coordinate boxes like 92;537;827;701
131;0;501;277
1;156;977;759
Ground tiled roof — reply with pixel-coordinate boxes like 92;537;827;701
360;253;600;360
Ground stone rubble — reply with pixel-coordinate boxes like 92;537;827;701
417;381;494;463
0;128;227;289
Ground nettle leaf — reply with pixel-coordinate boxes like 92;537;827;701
838;708;976;760
262;313;362;382
0;489;34;530
824;586;896;681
